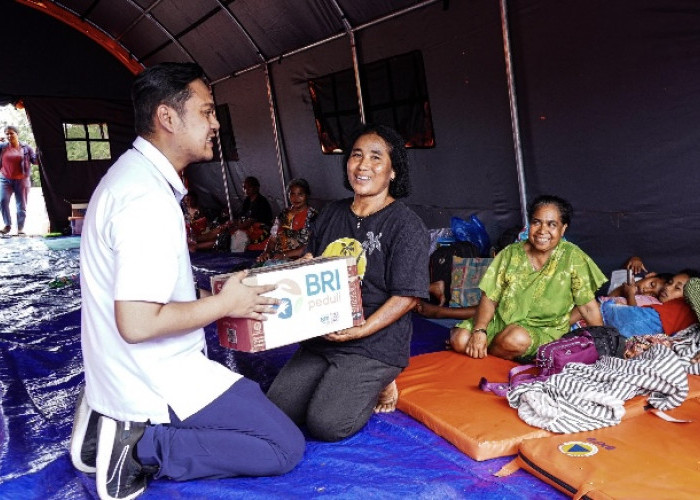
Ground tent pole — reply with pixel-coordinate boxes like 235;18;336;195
216;131;234;221
499;0;528;228
349;30;366;124
214;0;289;206
212;0;441;85
264;64;289;208
329;0;366;124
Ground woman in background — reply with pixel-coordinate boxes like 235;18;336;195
256;178;318;264
0;125;38;235
450;195;606;360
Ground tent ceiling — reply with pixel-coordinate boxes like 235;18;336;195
36;0;438;82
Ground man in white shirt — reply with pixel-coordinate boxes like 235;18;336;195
71;62;304;500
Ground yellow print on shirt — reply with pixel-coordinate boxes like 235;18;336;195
321;237;367;279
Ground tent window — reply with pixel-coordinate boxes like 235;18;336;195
63;122;111;161
309;50;436;154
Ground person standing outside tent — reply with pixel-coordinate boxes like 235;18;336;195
71;62;304;500
0;125;38;235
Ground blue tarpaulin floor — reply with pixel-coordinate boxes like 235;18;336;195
0;235;566;499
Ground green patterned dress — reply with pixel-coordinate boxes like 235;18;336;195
455;241;606;356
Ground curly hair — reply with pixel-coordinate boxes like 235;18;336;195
342;124;410;199
527;194;573;226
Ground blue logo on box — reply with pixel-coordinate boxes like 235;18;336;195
277;298;293;319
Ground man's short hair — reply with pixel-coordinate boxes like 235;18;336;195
244;176;260;189
131;63;207;136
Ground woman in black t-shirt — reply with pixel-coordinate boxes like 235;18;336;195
267;125;430;442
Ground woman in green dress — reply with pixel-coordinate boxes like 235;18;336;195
450;195;606;360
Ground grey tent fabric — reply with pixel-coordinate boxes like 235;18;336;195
5;0;700;273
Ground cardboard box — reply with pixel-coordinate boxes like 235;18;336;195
211;256;364;352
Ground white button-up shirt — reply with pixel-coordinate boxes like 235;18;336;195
80;137;241;423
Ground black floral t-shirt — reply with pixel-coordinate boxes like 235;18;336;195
304;198;430;367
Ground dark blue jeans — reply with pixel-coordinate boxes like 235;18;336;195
267;348;402;442
137;377;305;481
0;175;30;229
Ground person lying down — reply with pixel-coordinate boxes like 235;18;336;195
601;270;700;338
605;271;672;306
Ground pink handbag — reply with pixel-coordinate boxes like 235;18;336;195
479;331;599;397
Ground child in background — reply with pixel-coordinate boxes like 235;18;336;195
570;256;670;328
605;272;672;306
601;270;700;338
604;255;670;305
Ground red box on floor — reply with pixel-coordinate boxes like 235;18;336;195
211;256;364;352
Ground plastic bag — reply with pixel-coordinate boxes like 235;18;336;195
428;227;455;256
450;215;490;256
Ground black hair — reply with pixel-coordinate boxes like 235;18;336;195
527;194;573;226
342;124;410;198
244;176;260;188
131;62;206;136
184;190;199;207
287;178;311;197
678;268;700;279
655;272;674;283
4;125;18;135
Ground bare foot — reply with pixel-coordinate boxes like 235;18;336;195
374;380;398;413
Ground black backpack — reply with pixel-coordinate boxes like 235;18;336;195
428;241;480;297
563;325;625;358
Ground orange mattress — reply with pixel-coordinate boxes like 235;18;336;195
396;350;700;462
396;351;552;461
515;394;700;499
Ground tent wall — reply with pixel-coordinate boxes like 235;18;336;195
6;0;700;274
508;0;700;273
24;97;135;233
187;69;286;218
5;2;134;100
198;0;700;273
203;0;523;240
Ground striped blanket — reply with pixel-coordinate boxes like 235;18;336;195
507;324;700;433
